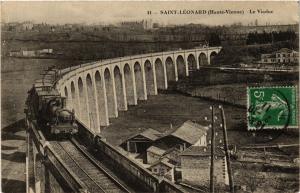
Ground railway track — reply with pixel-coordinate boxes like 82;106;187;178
50;138;131;193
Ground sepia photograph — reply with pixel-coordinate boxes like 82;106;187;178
1;1;299;193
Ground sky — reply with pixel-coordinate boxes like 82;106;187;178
1;1;299;26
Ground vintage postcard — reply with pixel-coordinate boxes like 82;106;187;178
1;1;299;193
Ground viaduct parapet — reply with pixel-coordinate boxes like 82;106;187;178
55;47;222;133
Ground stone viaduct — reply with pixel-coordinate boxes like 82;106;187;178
55;47;222;132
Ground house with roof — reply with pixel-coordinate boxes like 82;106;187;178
180;146;228;188
147;146;167;164
148;158;175;182
146;121;208;165
120;128;162;154
260;48;299;65
120;121;211;182
275;48;299;64
261;53;276;64
154;120;208;150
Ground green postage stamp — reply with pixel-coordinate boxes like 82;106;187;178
247;86;298;130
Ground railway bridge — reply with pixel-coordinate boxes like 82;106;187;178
56;46;222;132
26;46;222;193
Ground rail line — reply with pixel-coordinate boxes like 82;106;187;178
50;139;131;193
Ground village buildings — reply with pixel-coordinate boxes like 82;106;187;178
260;48;299;65
145;120;208;165
119;120;223;185
9;48;54;57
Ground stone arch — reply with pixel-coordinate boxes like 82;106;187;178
154;58;165;90
176;55;186;78
104;68;117;118
199;53;208;66
144;60;155;95
210;51;218;65
165;57;175;82
134;62;145;100
86;73;98;131
95;70;108;126
78;77;89;126
114;66;126;111
124;64;135;105
70;81;79;117
187;54;197;71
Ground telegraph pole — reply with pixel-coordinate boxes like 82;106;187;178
210;106;215;193
219;106;234;193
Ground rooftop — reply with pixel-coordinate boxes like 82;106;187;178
147;145;166;156
148;158;174;169
122;128;163;144
138;128;163;141
168;120;208;145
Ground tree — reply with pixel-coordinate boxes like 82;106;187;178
209;33;221;46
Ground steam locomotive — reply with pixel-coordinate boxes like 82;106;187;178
25;68;78;137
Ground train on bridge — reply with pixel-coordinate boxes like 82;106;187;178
25;67;78;137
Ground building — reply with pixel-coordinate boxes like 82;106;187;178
261;53;276;64
147;148;180;182
147;146;166;164
22;50;36;57
146;121;208;165
275;48;299;64
120;21;144;30
142;19;153;30
9;51;22;57
148;158;175;182
229;24;299;34
9;49;54;58
120;128;162;153
260;48;299;64
4;21;34;32
157;120;208;149
37;49;53;54
120;19;153;30
22;21;34;31
180;146;228;187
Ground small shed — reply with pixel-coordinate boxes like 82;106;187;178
154;120;208;152
147;145;166;164
148;158;175;182
170;120;208;147
120;128;162;153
